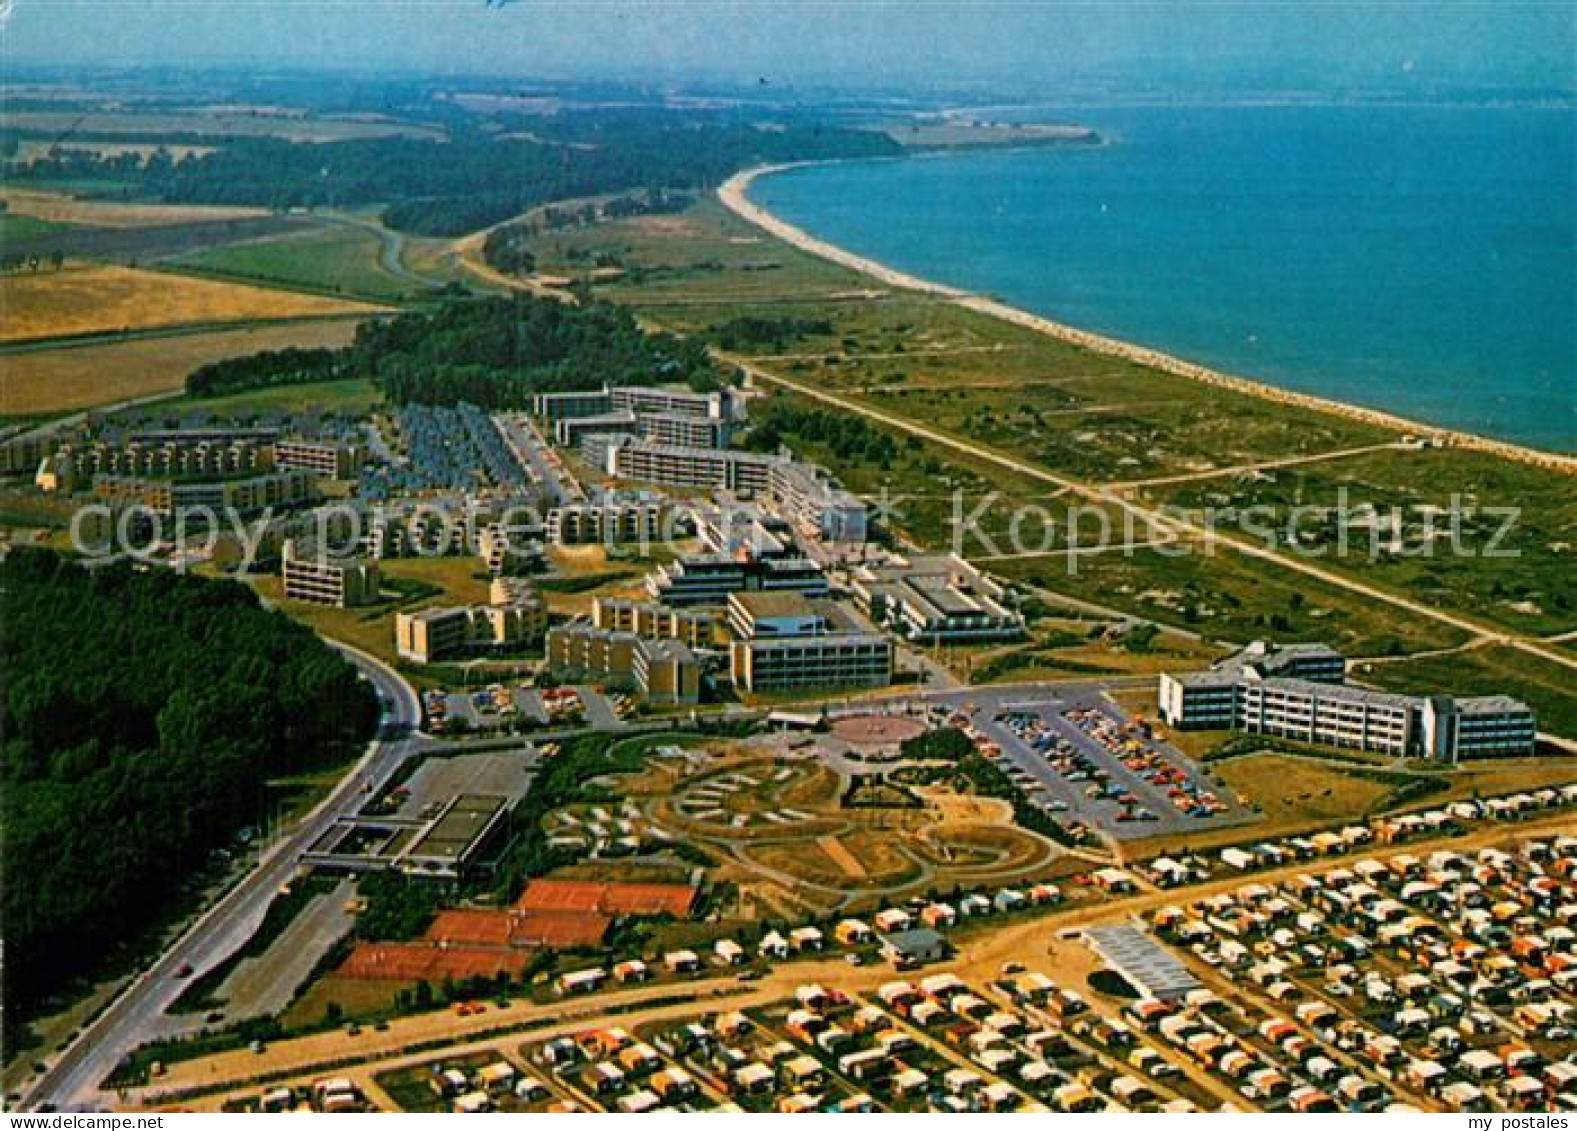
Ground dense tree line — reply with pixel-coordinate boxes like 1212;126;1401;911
4;112;901;236
181;294;721;406
708;315;834;352
0;550;378;1040
740;400;899;465
185;345;344;397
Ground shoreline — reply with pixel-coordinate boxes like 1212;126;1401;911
718;163;1576;478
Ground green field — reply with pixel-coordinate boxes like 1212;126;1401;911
0;212;74;243
170;223;417;302
153;376;383;418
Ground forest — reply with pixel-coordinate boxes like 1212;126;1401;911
0;550;379;1046
3;111;900;236
185;294;722;407
738;399;899;466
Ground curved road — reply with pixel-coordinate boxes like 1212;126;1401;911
21;642;426;1112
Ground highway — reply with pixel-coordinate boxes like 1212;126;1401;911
21;642;427;1112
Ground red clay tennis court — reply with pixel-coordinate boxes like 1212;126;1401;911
428;908;611;949
515;879;697;918
339;942;534;982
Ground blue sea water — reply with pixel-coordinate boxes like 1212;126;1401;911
752;105;1576;451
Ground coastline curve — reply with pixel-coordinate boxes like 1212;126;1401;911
719;164;1575;477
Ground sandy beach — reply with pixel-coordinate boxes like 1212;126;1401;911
719;165;1576;477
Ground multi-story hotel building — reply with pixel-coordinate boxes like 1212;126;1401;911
281;538;381;607
727;591;892;695
545;622;701;706
1159;641;1534;761
92;468;316;516
592;597;717;648
395;577;547;663
273;437;362;479
546;502;663;546
605;437;773;494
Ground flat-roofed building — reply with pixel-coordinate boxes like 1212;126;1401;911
728;591;892;694
546;502;662;546
592;597;716;647
1159;641;1534;761
93;468;316;517
281;538;380;607
648;552;828;607
395;577;547;663
851;554;1023;643
273;437;362;479
546;622;701;705
605;438;773;494
634;638;701;706
767;459;868;545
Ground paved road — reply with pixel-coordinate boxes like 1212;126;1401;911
21;642;427;1112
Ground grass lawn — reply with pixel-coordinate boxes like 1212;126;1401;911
0;212;75;243
170;223;416;303
253;556;494;669
1214;753;1397;825
153;375;383;419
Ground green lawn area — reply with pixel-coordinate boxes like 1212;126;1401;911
155;376;383;418
0;212;75;243
169;223;415;302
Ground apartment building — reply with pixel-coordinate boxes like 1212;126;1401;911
766;459;868;545
273;437;362;479
850;554;1024;643
592;597;716;648
545;622;701;706
1159;641;1534;761
695;504;793;560
546;502;663;546
92;468;316;516
605;438;773;494
648;552;828;607
728;591;892;695
59;435;274;480
395;577;547;664
281;538;381;607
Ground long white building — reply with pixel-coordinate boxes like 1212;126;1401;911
1159;641;1535;762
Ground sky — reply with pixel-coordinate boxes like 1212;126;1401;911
3;1;1573;95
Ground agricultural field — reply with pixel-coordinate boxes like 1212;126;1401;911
1;321;365;418
1;187;268;228
4;109;444;143
1;263;384;344
170;222;422;302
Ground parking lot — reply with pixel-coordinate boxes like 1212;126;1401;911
429;684;627;735
933;687;1256;842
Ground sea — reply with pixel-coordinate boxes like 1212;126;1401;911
751;104;1576;451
